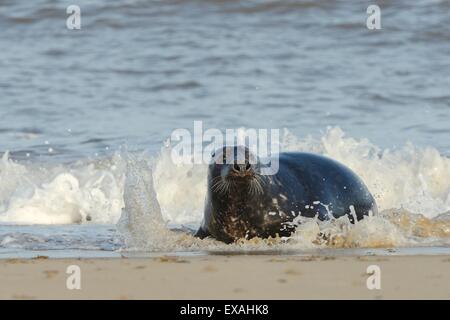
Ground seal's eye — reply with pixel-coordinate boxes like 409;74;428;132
245;162;251;171
233;163;241;172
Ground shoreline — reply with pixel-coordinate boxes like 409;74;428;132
1;246;450;260
1;255;449;300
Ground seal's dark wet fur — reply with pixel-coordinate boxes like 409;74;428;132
196;146;377;243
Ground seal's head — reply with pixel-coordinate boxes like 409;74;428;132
201;146;271;242
208;146;265;197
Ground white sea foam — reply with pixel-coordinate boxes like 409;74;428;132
0;128;449;250
0;152;125;225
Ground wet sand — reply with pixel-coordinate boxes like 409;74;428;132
0;255;449;300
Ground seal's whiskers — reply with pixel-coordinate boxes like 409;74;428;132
211;176;231;195
248;175;264;196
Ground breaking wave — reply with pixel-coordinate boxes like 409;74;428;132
1;127;449;250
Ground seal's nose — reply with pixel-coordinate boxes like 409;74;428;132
232;163;241;172
232;162;251;173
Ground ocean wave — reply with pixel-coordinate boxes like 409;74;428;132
0;152;125;224
1;127;449;250
153;127;450;225
121;127;450;251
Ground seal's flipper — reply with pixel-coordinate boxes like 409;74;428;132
194;227;210;239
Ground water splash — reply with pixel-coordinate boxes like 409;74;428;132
121;127;450;251
1;128;449;251
153;127;450;226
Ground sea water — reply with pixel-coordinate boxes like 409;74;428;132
0;0;449;257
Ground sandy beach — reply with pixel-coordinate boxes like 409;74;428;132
1;255;449;300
